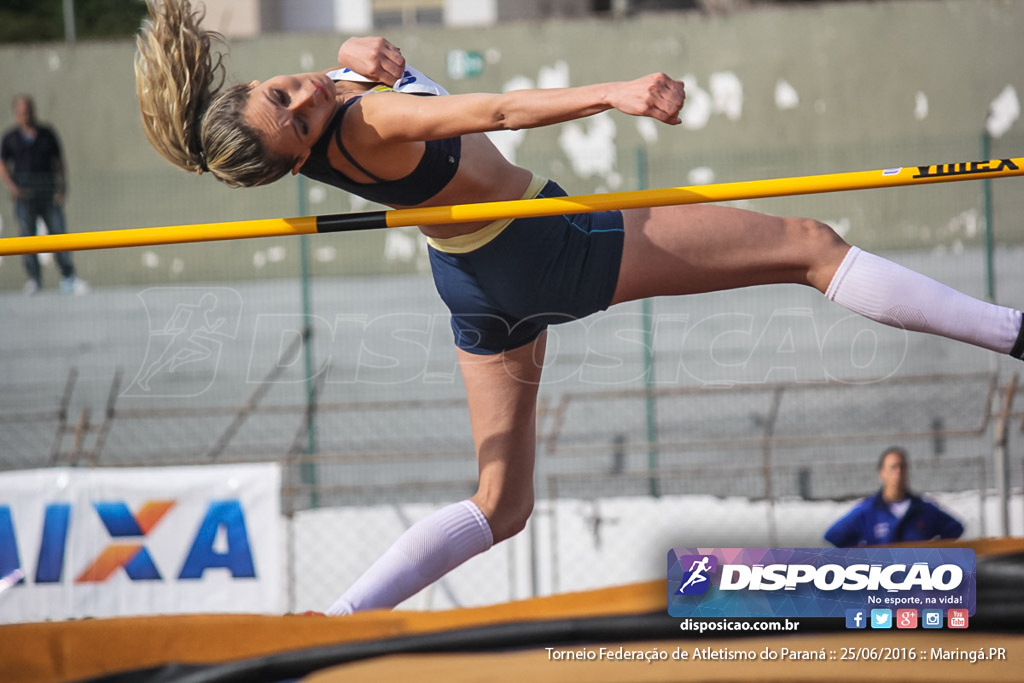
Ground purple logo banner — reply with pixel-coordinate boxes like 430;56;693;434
667;547;975;618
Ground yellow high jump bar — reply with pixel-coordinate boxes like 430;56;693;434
1;157;1021;256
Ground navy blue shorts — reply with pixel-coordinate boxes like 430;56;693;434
429;180;625;354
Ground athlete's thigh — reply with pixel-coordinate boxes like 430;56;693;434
611;203;848;304
457;334;545;490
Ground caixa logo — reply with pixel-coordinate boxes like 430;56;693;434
0;500;256;584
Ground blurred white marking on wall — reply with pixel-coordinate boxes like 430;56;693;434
710;71;743;121
914;91;929;121
559;112;617;178
775;79;800;110
680;74;711;129
636;118;659;144
987;85;1020;139
688;166;715;185
538;60;570;90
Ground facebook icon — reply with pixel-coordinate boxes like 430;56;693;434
845;609;866;629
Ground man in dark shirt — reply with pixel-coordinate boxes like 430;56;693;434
825;447;964;547
1;95;87;295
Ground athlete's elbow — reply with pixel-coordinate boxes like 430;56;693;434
488;94;531;131
491;109;524;131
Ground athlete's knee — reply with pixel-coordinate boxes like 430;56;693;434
473;487;534;543
783;216;850;289
493;500;534;543
783;216;847;251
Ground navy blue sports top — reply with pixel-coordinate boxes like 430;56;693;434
299;97;461;206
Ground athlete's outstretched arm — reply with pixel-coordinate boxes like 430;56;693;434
351;73;685;143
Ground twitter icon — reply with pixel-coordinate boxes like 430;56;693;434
870;609;893;629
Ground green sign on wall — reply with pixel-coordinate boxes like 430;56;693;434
446;49;484;79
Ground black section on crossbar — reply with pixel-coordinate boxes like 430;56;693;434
315;211;389;233
1010;319;1024;360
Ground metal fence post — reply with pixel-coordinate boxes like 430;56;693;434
636;147;660;498
994;373;1018;536
297;176;319;508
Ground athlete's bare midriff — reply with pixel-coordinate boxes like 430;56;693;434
405;134;534;239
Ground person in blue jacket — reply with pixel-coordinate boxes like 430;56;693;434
825;447;964;547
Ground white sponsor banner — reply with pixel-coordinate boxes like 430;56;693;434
0;464;280;624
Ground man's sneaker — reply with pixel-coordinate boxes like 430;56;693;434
60;276;89;295
23;280;40;296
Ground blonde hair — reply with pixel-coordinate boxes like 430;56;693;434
134;0;294;188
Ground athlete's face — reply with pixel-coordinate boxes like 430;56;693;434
245;72;337;173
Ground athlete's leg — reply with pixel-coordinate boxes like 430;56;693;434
325;335;545;614
325;497;492;614
612;204;1023;357
612;204;849;300
825;247;1021;356
461;334;546;543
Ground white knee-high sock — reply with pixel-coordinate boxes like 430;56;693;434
825;247;1024;357
326;500;493;615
